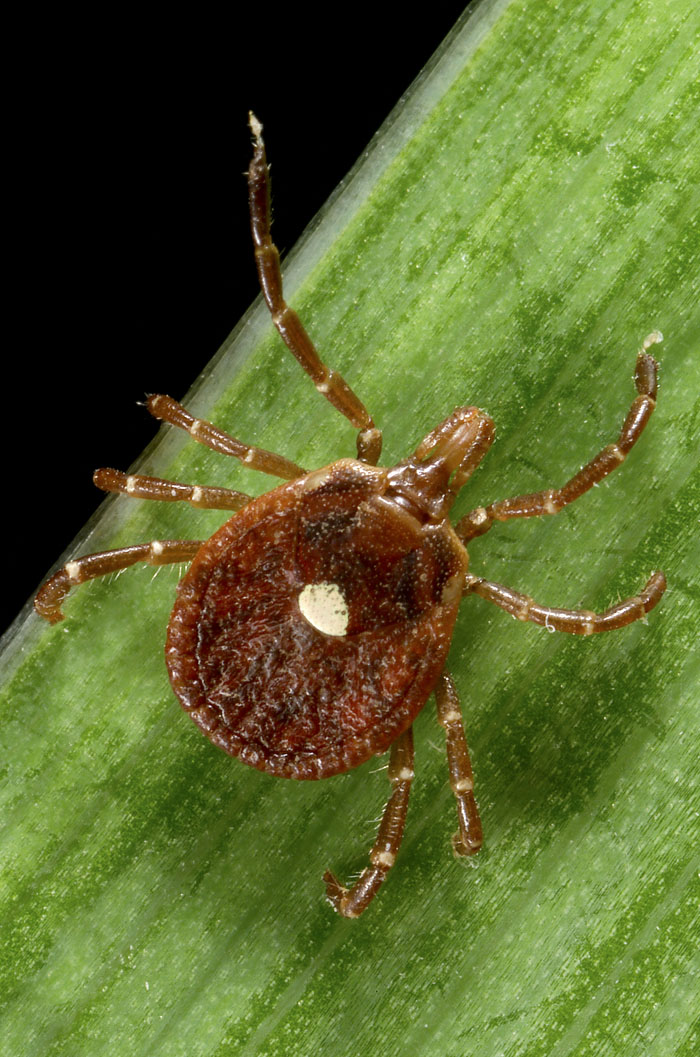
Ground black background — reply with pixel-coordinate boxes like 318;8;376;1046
7;5;474;632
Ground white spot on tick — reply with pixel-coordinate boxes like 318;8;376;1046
298;581;349;637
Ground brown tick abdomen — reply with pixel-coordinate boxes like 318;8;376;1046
166;461;467;778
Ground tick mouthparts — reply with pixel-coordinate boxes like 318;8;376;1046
432;411;486;474
384;408;495;523
417;407;495;488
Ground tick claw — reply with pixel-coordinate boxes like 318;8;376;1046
323;870;350;915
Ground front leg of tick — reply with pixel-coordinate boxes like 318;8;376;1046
247;113;382;465
323;727;414;918
457;335;661;543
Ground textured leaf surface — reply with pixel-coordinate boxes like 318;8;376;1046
2;1;699;1055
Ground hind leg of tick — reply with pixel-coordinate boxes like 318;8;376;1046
323;727;415;918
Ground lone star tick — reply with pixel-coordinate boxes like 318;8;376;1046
35;114;666;918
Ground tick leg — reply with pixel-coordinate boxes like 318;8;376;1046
146;394;305;480
457;334;662;543
465;569;666;634
323;727;414;918
435;670;483;857
93;468;251;511
34;539;202;624
248;113;382;465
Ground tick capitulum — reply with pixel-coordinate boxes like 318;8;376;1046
35;114;666;919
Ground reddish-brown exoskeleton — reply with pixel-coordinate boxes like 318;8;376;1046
35;115;666;918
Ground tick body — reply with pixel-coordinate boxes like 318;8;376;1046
35;115;666;918
167;458;470;780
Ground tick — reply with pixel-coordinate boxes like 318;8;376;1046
35;114;666;918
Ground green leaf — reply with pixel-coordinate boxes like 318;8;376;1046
2;1;699;1054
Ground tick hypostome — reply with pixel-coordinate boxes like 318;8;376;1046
35;114;666;919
